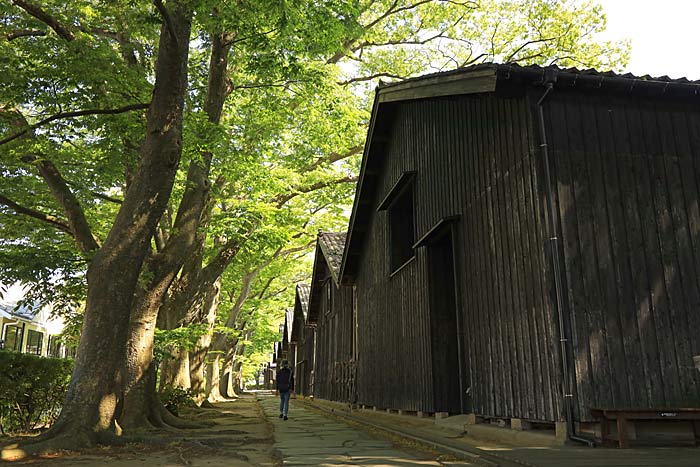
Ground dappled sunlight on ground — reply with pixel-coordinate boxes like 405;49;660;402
0;395;275;467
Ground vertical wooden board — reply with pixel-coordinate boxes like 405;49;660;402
639;102;689;404
674;110;700;361
582;96;647;411
468;98;482;415
514;98;542;419
494;96;512;417
491;97;509;416
464;97;484;415
470;97;484;413
507;97;534;419
522;101;553;420
478;97;500;415
511;99;533;419
654;103;699;401
484;96;504;416
565;96;621;412
456;100;468;411
625;103;678;406
472;96;488;415
606;99;664;408
496;97;518;417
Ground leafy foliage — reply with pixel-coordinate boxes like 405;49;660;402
0;350;73;434
158;386;197;417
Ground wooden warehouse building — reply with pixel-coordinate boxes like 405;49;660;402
307;232;357;403
282;308;295;367
291;284;313;396
336;63;700;442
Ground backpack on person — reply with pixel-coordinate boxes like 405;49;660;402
277;367;292;392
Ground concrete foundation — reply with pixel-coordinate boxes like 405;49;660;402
555;421;568;443
435;412;449;420
511;418;532;431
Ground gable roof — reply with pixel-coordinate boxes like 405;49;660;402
284;308;294;344
318;232;346;285
0;301;40;321
295;284;311;320
291;284;311;342
339;62;700;283
307;231;348;324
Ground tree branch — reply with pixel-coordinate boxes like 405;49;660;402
0;193;73;235
0;103;150;146
505;37;556;63
11;0;75;41
338;73;406;86
65;181;123;205
303;145;363;171
353;31;446;52
6;29;47;41
274;175;358;207
153;0;179;48
26;157;101;253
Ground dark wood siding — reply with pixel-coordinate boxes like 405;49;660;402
312;274;356;402
298;326;315;396
355;93;562;420
544;90;700;420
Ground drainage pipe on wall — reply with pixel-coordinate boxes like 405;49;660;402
536;80;595;447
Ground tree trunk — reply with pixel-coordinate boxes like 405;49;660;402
19;5;193;453
206;353;223;402
232;359;244;393
118;361;166;430
160;347;191;390
118;31;232;430
219;346;236;398
190;278;221;404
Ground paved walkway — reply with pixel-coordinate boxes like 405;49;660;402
309;400;700;467
260;395;700;467
259;395;448;467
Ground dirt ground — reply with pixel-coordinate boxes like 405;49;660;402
0;394;277;467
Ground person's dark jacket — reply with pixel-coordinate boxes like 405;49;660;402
276;367;294;393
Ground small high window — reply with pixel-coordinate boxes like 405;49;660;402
388;184;415;272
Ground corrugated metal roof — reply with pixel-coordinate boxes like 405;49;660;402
318;231;347;285
378;62;700;92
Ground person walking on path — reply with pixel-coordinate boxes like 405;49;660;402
276;359;294;420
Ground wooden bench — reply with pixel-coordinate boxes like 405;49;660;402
590;408;700;448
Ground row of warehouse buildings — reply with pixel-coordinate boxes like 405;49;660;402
268;63;700;444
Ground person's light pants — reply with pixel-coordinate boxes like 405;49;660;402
279;390;291;415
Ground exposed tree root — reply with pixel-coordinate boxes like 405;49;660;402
159;404;209;429
0;426;143;462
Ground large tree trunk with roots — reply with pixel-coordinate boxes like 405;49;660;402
118;31;231;430
6;6;193;455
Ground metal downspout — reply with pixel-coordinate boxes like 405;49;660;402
536;81;595;447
